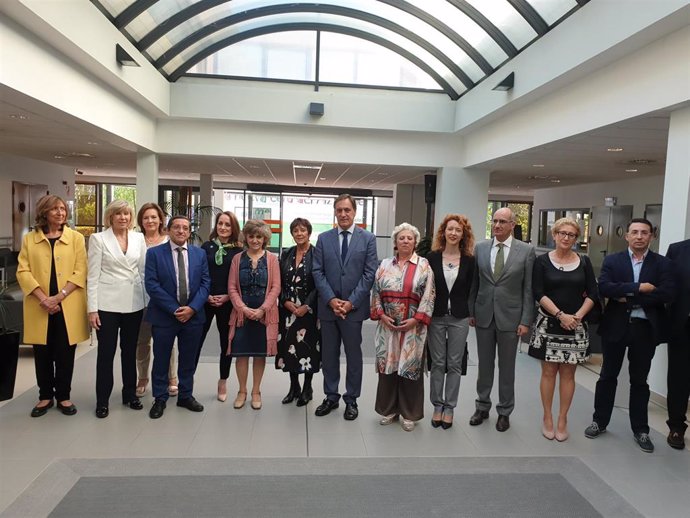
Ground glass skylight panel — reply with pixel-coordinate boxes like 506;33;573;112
528;0;580;26
467;0;537;50
405;0;507;67
319;32;440;90
188;31;316;81
95;0;133;18
125;0;202;42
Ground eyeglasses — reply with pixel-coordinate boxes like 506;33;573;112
492;219;512;225
555;231;578;239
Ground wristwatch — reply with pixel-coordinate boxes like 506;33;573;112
61;288;68;298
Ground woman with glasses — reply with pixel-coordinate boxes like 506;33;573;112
530;217;598;441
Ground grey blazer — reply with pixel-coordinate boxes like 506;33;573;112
312;226;378;322
469;238;536;331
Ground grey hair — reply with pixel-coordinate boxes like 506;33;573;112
391;222;420;245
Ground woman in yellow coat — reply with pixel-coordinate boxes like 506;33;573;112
17;195;89;417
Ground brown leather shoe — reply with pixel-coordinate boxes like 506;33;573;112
667;431;685;450
496;415;510;432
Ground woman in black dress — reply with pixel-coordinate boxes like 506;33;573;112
530;217;598;442
228;220;280;410
276;218;321;407
198;211;243;402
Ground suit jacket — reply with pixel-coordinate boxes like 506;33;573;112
427;250;475;319
16;227;89;346
469;238;536;331
87;228;147;313
597;249;675;344
312;226;378;322
144;241;210;327
666;239;690;338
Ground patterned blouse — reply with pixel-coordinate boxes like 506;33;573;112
370;253;435;380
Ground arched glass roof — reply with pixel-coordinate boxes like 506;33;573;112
92;0;590;99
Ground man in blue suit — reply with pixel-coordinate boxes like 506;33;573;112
313;194;378;420
145;215;210;419
584;218;675;452
665;238;690;449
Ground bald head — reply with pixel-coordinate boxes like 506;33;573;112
492;208;516;242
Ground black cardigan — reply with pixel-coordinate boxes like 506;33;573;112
279;245;317;311
427;250;475;318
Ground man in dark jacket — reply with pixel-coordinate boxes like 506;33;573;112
665;238;690;449
584;218;675;452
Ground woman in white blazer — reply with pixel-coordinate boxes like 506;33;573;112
88;199;147;418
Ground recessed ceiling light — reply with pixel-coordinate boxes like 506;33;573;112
53;154;65;159
550;179;561;183
532;164;545;168
8;114;28;120
249;165;260;169
294;164;322;170
320;177;326;180
87;141;100;145
607;147;624;152
625;169;638;173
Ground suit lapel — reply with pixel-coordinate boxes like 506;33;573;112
498;240;521;281
330;228;343;267
480;240;495;284
102;228;134;272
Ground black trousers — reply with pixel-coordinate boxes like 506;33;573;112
593;319;656;434
667;317;690;433
95;310;144;407
195;302;233;379
33;311;75;402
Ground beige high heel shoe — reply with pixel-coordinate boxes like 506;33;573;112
251;392;262;410
217;379;227;402
233;391;247;409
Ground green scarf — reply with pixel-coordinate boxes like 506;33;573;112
214;238;237;265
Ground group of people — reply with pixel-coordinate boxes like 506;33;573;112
16;194;690;453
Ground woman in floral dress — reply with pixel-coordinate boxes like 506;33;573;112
370;222;435;431
276;218;320;407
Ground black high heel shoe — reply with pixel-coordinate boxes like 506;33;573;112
282;386;300;404
296;386;313;407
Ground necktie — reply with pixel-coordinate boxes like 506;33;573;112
177;247;188;305
493;243;504;281
341;230;349;263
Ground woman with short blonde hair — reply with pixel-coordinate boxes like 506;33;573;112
103;199;136;230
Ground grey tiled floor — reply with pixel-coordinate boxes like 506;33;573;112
1;322;689;517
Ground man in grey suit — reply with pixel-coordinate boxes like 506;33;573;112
469;207;535;431
313;194;378;420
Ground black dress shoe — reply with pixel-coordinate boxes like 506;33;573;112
469;409;489;426
344;402;359;421
124;398;143;410
296;387;313;407
496;415;510;432
30;400;54;418
177;397;204;412
282;387;300;404
314;398;339;416
57;402;78;416
95;406;109;418
441;417;453;430
667;431;686;450
149;400;166;419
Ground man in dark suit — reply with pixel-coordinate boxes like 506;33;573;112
665;238;690;450
145;215;210;419
585;218;675;452
312;194;378;420
469;207;535;432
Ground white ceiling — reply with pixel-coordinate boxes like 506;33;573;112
0;85;671;196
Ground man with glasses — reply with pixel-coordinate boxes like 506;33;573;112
145;215;210;419
584;218;674;452
469;207;535;432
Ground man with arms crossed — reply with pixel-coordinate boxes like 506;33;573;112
312;194;378;420
469;207;535;432
584;218;674;452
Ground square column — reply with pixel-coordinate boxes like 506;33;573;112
198;173;214;240
136;152;158;209
434;167;490;241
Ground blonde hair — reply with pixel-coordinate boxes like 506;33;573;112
34;195;68;232
104;199;135;230
551;217;580;238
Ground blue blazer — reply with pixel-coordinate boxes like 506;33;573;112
145;242;210;327
597;249;675;344
666;239;690;338
312;226;378;322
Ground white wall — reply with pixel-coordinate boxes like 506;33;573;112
0;153;76;241
530;175;665;244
